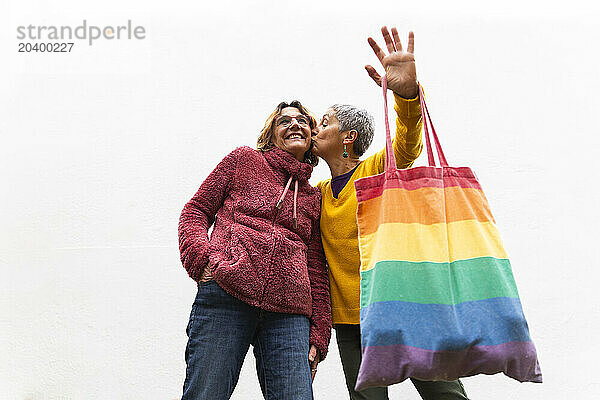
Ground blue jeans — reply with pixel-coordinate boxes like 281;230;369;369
182;280;313;400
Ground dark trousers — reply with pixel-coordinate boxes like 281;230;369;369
335;324;469;400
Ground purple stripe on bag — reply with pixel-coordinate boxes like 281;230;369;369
356;341;542;391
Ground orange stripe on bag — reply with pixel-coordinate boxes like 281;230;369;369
357;186;495;234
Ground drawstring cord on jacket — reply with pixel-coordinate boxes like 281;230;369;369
293;180;298;229
275;175;299;229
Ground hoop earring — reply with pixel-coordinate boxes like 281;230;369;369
342;144;349;158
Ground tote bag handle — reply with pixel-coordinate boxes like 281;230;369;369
382;75;448;171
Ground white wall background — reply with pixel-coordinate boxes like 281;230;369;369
2;0;599;399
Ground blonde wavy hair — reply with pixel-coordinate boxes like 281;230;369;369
257;100;318;166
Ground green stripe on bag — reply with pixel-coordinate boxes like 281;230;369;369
360;257;519;307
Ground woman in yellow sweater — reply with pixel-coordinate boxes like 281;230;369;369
311;27;469;400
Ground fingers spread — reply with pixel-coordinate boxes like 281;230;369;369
391;27;402;52
381;26;396;53
367;37;385;65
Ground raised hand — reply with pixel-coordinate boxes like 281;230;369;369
365;27;418;99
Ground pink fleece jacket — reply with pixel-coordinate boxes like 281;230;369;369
178;146;332;358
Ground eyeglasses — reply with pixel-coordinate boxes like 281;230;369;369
275;115;310;128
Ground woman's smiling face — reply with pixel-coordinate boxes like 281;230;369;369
271;107;313;161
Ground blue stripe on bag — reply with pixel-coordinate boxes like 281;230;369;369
360;296;532;351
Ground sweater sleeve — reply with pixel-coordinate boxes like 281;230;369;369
178;148;240;281
307;214;332;360
368;92;423;172
392;92;423;168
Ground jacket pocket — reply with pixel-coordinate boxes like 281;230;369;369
270;235;311;312
211;223;267;301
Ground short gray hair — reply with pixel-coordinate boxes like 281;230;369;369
331;104;375;157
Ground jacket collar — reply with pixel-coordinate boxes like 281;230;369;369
263;147;313;182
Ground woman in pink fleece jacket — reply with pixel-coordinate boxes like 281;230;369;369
178;100;331;400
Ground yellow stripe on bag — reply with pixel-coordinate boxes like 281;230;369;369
358;220;508;272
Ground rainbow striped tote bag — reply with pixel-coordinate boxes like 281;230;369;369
354;78;542;390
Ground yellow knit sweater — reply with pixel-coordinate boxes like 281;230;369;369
317;93;423;324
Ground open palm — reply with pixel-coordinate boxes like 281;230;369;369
365;27;418;99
